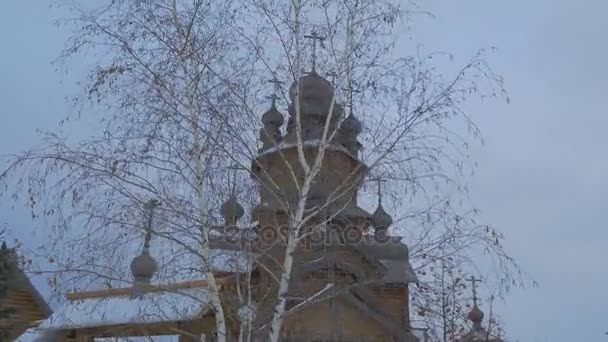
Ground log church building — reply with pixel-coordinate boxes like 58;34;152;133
10;47;502;342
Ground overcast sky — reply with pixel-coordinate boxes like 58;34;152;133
1;1;607;341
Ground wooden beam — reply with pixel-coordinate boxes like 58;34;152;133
66;273;235;301
57;315;217;339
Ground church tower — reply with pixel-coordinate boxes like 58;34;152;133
23;37;421;342
248;41;419;340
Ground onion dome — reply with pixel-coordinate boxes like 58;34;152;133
130;250;157;284
458;304;504;342
262;103;284;127
468;305;484;327
288;71;335;110
221;194;244;224
372;202;393;229
342;114;362;134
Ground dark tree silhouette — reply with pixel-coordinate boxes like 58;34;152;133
0;230;17;319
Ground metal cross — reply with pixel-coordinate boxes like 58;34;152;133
304;32;325;71
466;276;482;306
343;83;362;115
326;71;339;86
265;94;280;106
143;199;160;251
228;165;240;195
267;77;284;106
369;178;387;203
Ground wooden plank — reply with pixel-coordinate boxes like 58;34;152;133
66;273;235;301
55;315;217;339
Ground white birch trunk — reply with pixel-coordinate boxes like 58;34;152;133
187;79;228;342
268;238;296;341
171;0;228;337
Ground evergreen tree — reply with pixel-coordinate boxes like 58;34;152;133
0;233;16;319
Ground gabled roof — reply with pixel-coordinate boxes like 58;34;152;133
16;329;181;342
305;239;388;274
295;255;368;281
8;266;54;318
379;258;418;284
256;140;362;163
287;285;405;340
20;273;236;340
0;242;52;319
302;235;418;285
39;285;210;331
353;236;419;284
343;290;404;339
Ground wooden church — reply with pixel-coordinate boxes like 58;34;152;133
19;59;430;341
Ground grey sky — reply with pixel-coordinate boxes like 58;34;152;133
1;1;607;341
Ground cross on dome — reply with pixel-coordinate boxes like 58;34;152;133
304;32;325;72
370;178;392;231
465;276;485;328
370;177;387;204
466;276;481;306
267;77;284;106
326;71;338;86
265;94;280;106
142;199;160;252
130;199;160;286
343;83;362;116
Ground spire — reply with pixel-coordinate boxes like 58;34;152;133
466;276;484;329
130;199;160;286
304;32;325;72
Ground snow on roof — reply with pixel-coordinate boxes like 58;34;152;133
16;330;181;342
93;336;180;341
14;329;45;342
209;249;250;273
379;259;419;284
38;287;209;330
153;248;250;283
256;139;358;160
410;327;429;341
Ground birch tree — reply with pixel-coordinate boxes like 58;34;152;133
2;1;259;341
0;0;522;341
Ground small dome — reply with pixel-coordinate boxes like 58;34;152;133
130;251;157;283
288;71;334;107
342;114;362;134
262;103;284;126
459;303;503;342
372;203;393;229
221;194;245;223
467;305;484;324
